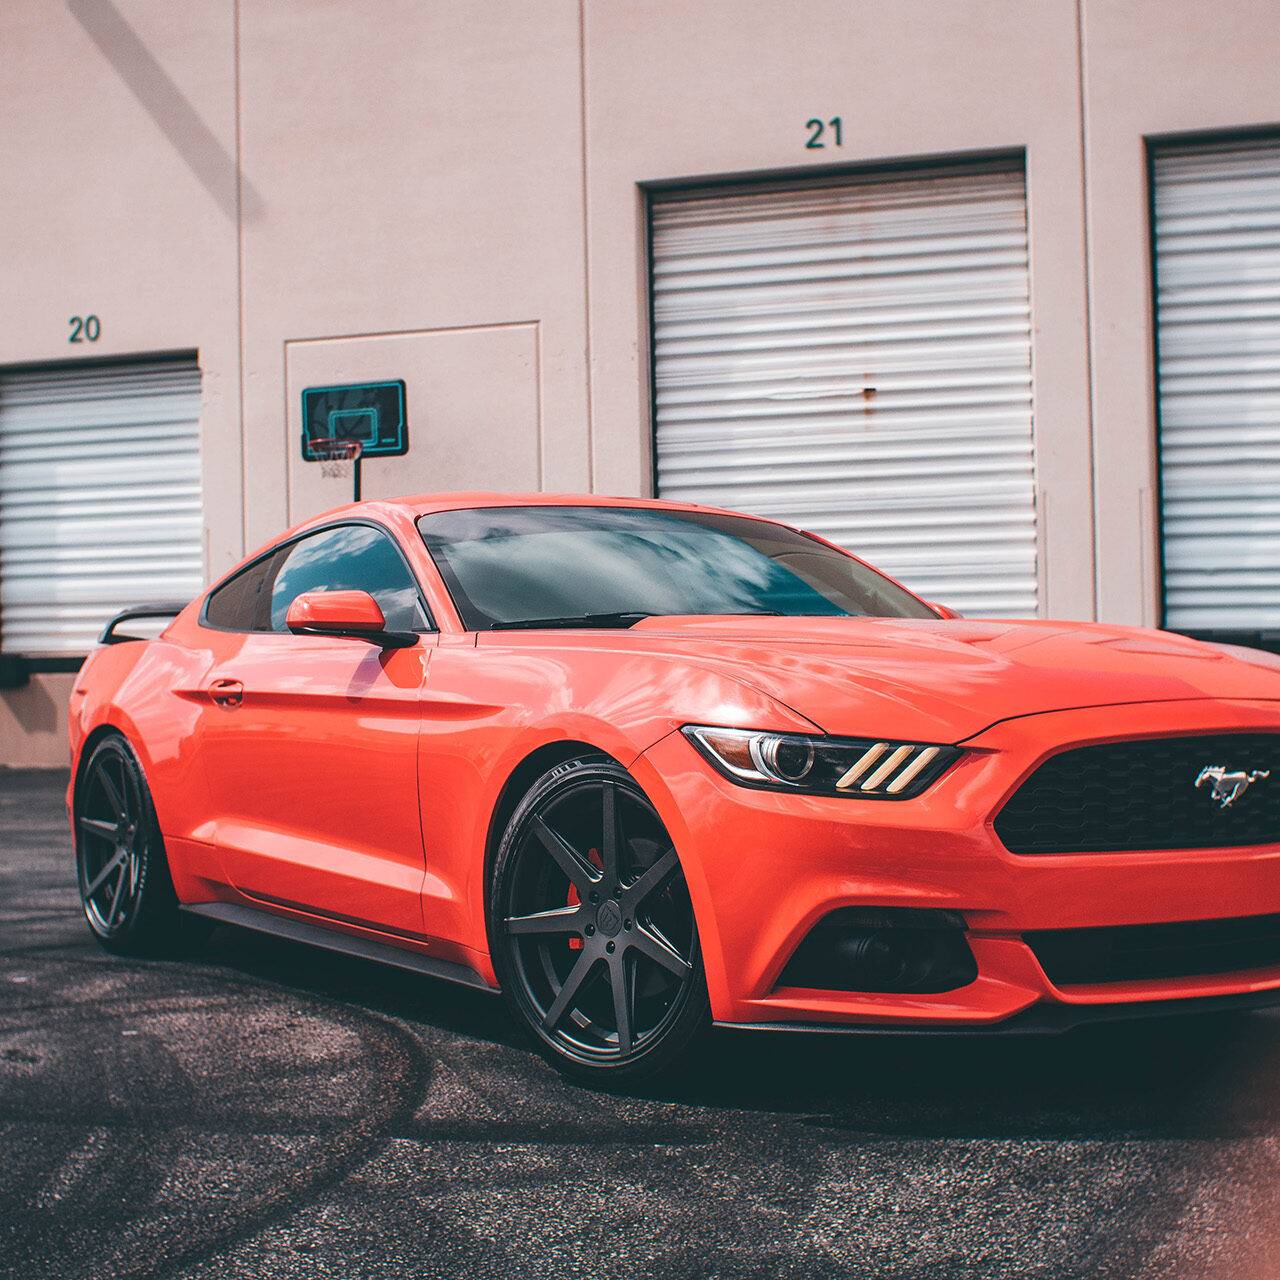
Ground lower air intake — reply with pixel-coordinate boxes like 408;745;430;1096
1025;913;1280;986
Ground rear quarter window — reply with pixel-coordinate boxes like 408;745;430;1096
203;550;284;631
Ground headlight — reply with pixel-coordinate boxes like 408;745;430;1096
682;725;960;799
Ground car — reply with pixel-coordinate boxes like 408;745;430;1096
68;492;1280;1083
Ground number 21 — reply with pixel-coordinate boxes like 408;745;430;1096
805;117;843;149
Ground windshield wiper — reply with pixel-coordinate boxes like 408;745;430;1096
489;611;656;631
489;609;788;631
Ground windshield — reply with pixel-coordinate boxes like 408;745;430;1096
416;505;936;629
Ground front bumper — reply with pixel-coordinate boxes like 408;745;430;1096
632;697;1280;1028
717;985;1280;1036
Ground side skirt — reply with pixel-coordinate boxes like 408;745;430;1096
183;901;498;994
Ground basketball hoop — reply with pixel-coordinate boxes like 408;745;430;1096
300;381;408;504
307;436;364;501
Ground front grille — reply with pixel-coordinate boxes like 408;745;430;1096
994;733;1280;854
1025;913;1280;986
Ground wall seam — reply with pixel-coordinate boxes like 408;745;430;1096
233;0;248;554
578;0;595;491
285;320;542;346
535;320;545;490
1075;0;1100;620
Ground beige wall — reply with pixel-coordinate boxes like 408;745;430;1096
1082;0;1280;625
0;0;240;764
235;0;591;546
2;0;1280;763
583;0;1094;621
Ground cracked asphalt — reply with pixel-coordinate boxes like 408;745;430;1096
5;768;1280;1279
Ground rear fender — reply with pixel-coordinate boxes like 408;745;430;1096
69;639;217;899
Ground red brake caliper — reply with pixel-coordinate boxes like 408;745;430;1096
567;847;604;950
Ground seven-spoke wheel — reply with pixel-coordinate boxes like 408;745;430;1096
74;734;192;955
491;757;708;1082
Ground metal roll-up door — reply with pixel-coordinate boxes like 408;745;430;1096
0;358;203;655
650;160;1037;618
1153;136;1280;633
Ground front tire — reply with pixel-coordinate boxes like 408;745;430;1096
490;757;709;1085
74;734;201;956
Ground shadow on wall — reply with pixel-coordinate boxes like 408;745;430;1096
66;0;263;222
2;681;60;738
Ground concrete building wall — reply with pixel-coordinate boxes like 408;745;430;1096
2;0;1279;764
0;0;241;764
1081;0;1280;626
583;0;1094;620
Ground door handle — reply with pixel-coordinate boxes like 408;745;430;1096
209;678;244;709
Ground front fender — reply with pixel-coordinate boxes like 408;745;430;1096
419;638;818;966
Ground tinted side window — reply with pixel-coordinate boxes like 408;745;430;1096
268;525;427;632
204;548;286;631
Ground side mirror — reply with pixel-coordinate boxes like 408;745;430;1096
929;602;963;620
285;590;417;648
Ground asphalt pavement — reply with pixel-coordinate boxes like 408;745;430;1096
5;767;1280;1279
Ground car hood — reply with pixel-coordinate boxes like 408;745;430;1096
622;616;1280;742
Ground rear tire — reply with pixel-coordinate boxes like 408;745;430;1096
490;756;709;1086
74;734;206;957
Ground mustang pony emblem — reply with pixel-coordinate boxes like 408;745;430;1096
1195;765;1271;809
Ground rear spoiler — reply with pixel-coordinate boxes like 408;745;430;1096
99;602;191;646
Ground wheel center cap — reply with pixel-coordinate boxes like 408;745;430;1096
595;898;622;938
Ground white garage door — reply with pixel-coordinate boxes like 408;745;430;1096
0;358;203;655
1153;136;1280;632
650;160;1037;617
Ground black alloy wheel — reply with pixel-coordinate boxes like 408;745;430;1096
75;734;195;955
491;757;708;1083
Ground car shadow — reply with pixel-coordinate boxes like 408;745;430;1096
676;1012;1280;1140
199;921;1280;1143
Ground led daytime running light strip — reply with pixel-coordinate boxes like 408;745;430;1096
834;743;942;794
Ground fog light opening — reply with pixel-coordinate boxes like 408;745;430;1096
837;929;914;989
777;907;978;995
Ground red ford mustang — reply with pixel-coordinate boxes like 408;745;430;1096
68;493;1280;1082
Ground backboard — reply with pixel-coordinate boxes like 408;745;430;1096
300;380;408;461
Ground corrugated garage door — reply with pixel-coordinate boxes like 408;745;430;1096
1153;136;1280;632
0;358;203;655
650;160;1037;617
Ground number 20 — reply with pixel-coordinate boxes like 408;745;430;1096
68;315;100;343
805;117;843;149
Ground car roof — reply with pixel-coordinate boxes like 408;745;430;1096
398;492;751;519
297;491;783;528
